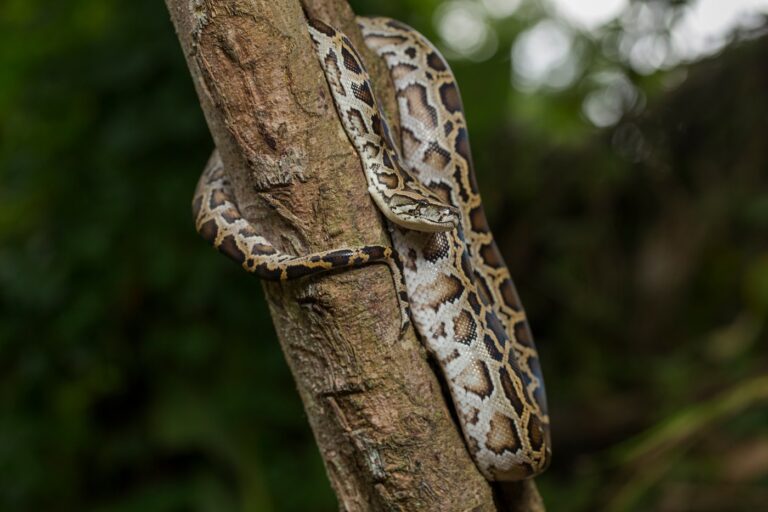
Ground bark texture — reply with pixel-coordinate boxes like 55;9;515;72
165;0;543;510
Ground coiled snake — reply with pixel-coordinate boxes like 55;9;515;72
192;15;551;480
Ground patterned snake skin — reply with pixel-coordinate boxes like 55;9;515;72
192;15;551;481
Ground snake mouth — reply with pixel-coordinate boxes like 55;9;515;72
402;201;460;232
422;203;460;229
375;187;460;232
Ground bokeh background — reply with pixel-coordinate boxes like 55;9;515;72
2;0;767;510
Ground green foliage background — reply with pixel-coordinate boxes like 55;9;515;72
1;0;766;510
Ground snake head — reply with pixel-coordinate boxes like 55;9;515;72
386;195;460;232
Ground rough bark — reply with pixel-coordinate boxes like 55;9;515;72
165;0;543;510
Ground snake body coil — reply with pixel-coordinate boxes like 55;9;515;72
193;15;551;481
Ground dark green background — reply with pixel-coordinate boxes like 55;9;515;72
2;0;767;510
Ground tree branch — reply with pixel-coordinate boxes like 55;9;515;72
165;0;543;509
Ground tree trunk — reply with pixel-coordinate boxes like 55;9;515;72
164;0;544;510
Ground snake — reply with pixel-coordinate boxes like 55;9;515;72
192;15;551;481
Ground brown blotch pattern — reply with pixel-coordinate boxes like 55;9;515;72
474;272;493;307
220;206;240;224
421;232;450;262
430;181;454;205
421;272;464;310
457;359;494;400
255;264;282;281
351;81;375;107
219;235;245;265
527;414;545;452
378;171;399;189
251;242;276;256
513;320;534;348
482;334;504;362
459;250;474;285
500;277;523;311
469;206;491;234
423;142;451;171
453;309;477;345
427;50;447;71
499;366;525;414
443;119;453;137
452;165;471;203
454;126;473;168
485;412;521;456
209;189;228;209
381;149;394;170
284;264;313;280
308;17;336;37
485;312;508;353
467;291;482;315
439;81;462;113
369;112;383;139
345;109;368;137
341;46;362;74
198;219;218;244
237;224;257;238
402;83;438;128
480;243;503;269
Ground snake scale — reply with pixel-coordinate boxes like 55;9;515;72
192;15;551;480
